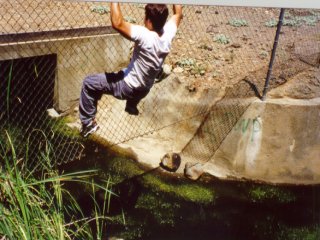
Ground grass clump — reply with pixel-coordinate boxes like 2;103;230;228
265;11;320;28
259;50;269;59
276;225;320;240
265;18;278;28
103;156;144;183
142;174;215;204
175;58;207;76
214;34;231;44
48;116;77;138
90;5;110;14
176;58;196;68
228;18;248;27
265;18;302;27
124;16;137;23
283;18;302;27
302;16;319;26
249;185;296;203
135;192;179;226
0;131;112;240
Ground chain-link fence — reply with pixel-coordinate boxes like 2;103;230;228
0;0;319;165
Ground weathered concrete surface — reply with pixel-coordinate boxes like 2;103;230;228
89;73;320;184
99;94;320;184
94;76;223;168
208;98;320;184
0;32;130;111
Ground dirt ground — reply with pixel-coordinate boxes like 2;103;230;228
167;7;320;99
1;0;320;99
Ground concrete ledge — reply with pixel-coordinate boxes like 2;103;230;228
0;26;116;45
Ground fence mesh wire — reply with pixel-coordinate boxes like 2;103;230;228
0;0;319;165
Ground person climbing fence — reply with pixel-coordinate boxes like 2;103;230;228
79;2;183;137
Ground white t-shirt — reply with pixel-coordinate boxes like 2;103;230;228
123;19;177;90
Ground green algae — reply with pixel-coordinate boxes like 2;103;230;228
142;174;215;204
249;185;296;203
64;139;320;240
49;115;82;140
101;156;144;183
5;120;318;240
275;225;320;240
1;111;319;240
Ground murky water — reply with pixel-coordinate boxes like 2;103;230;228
64;140;320;240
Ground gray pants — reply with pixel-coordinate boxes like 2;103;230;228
79;72;150;125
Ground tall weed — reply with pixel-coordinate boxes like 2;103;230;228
0;131;112;240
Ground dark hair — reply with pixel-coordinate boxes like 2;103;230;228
145;4;169;32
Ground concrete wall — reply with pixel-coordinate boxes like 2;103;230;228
209;98;320;184
0;33;131;111
92;73;320;184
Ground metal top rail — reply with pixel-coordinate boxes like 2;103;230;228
66;0;320;9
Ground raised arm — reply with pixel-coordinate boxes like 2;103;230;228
110;2;132;40
171;5;183;27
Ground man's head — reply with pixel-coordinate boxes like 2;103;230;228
145;4;169;32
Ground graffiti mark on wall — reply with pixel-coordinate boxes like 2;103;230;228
234;117;262;142
197;113;262;145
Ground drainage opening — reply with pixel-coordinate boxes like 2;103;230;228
0;54;57;126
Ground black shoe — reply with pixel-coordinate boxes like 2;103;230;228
155;67;164;83
125;105;139;116
80;120;99;138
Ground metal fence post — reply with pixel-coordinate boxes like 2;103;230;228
262;8;285;101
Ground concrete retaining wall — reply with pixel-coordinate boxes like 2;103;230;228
0;31;131;111
209;98;320;184
98;75;320;184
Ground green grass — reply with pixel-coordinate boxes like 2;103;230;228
142;174;215;204
265;11;320;28
6;61;13;119
265;18;278;28
90;5;110;14
49;115;82;139
0;131;113;240
175;58;207;76
176;58;196;68
276;226;320;240
214;34;231;44
259;50;269;59
124;16;137;23
249;185;296;203
228;18;248;27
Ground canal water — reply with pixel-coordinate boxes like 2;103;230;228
64;140;320;240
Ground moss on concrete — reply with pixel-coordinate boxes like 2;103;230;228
276;225;320;240
42;123;319;240
142;174;215;204
248;185;296;203
49;116;82;140
101;156;144;183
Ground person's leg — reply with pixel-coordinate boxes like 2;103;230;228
124;88;150;115
79;74;106;126
125;98;141;115
79;71;127;137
